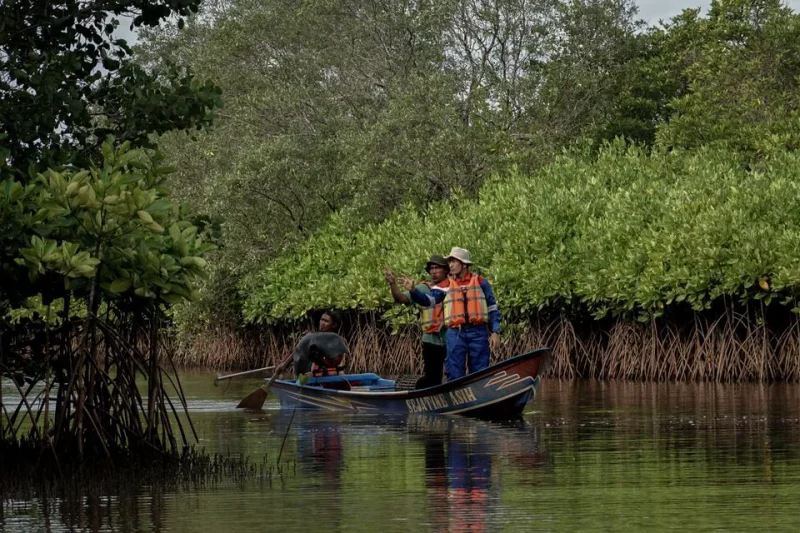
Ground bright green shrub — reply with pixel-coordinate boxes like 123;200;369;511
1;140;215;316
242;142;800;326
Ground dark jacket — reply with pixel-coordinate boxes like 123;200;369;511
292;332;348;375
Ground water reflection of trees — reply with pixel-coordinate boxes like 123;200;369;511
6;379;798;532
1;476;167;532
536;380;800;482
0;451;284;532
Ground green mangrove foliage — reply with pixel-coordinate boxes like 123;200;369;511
2;141;212;313
1;140;213;462
653;0;800;157
1;0;221;464
243;144;800;326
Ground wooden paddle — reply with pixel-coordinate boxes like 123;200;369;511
236;354;294;409
213;365;277;386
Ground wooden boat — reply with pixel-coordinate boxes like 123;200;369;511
266;347;550;420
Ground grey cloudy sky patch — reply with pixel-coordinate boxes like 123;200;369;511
637;0;704;22
637;0;800;23
113;16;137;44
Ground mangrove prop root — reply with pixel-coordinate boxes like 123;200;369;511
2;305;194;464
179;305;800;383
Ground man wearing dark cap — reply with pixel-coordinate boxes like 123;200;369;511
384;255;450;388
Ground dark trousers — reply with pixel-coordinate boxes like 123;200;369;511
416;342;446;389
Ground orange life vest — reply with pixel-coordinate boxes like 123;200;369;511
443;273;489;328
419;280;447;333
311;365;340;377
311;353;345;377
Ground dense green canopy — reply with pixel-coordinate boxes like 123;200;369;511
242;143;800;326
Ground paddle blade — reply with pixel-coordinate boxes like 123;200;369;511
236;386;268;409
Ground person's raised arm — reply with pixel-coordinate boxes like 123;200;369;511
384;268;410;304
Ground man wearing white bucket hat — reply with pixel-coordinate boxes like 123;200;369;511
405;247;501;380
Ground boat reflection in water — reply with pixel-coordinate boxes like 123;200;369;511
294;416;346;492
273;412;549;532
419;419;493;532
411;415;547;532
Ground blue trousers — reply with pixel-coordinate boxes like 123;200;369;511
445;326;491;380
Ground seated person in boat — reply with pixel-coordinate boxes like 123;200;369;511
292;331;348;380
294;310;347;378
405;247;501;381
384;255;450;388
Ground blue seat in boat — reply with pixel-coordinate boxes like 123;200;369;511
304;373;396;391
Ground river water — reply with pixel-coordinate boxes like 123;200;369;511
2;373;800;532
